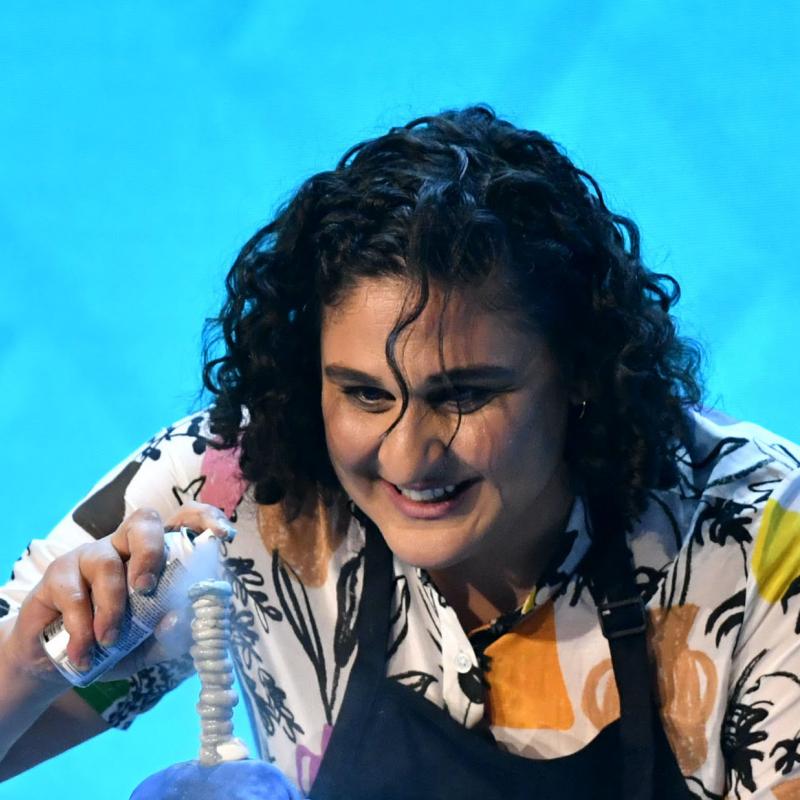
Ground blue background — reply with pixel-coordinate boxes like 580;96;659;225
1;2;798;797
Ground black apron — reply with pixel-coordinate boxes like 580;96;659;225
310;522;692;799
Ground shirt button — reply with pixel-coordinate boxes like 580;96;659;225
455;651;472;673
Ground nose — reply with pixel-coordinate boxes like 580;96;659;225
378;404;451;486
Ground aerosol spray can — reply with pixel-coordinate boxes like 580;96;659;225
40;528;219;687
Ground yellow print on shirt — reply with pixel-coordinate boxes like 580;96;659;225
753;497;800;603
484;603;575;730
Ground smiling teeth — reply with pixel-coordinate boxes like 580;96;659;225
397;484;458;502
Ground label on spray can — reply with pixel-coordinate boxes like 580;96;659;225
40;527;219;687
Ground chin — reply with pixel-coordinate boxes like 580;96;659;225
371;517;482;571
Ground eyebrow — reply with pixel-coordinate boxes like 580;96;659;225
323;364;518;387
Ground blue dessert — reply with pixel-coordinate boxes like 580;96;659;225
129;758;304;800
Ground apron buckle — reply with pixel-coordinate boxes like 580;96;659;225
597;597;647;639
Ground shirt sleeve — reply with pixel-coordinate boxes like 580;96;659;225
725;467;800;798
0;413;214;730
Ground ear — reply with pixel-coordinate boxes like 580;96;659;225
567;378;591;407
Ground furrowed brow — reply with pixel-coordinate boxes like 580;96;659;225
324;363;518;389
323;365;382;384
425;366;517;388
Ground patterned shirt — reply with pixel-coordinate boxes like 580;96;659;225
2;409;800;798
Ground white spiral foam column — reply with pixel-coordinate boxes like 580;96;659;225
189;579;250;765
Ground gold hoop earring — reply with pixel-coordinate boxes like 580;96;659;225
578;400;587;420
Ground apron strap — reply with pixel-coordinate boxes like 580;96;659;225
355;511;662;800
588;531;655;800
356;515;396;665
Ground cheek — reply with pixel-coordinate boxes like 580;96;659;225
321;393;378;480
517;396;568;472
477;393;568;479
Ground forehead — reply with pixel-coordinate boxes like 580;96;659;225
320;276;549;374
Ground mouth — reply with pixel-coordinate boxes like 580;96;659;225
381;477;479;520
395;483;463;502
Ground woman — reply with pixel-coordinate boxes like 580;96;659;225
1;106;799;798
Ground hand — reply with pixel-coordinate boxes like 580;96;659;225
3;502;235;686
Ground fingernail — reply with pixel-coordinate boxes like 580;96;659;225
222;523;237;542
75;655;92;672
99;628;119;648
134;573;158;594
212;522;236;542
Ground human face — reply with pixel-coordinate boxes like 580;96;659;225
320;277;573;579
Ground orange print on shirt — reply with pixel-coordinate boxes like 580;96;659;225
259;493;349;587
773;776;800;799
582;658;619;731
649;604;717;775
483;603;574;730
582;604;717;775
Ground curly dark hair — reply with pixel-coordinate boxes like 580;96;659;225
202;105;703;537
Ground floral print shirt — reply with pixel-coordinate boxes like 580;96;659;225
2;409;800;798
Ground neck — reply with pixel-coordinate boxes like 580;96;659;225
428;479;574;632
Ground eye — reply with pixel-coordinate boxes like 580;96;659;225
430;386;496;413
342;386;395;412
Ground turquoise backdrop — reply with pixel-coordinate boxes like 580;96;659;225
1;2;798;797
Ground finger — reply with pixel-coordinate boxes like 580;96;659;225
43;561;96;670
14;586;72;677
79;542;127;648
109;508;167;595
164;501;237;542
